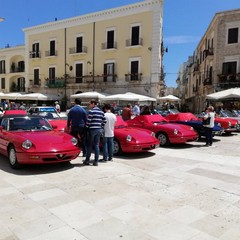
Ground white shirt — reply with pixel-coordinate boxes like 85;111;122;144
204;111;215;128
104;112;117;137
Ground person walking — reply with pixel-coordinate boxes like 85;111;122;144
55;101;61;113
83;99;106;166
67;98;88;156
203;105;215;146
101;103;116;162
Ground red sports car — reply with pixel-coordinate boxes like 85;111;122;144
28;106;67;131
113;116;159;155
0;115;80;169
127;114;198;146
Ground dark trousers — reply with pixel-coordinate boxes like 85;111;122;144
70;126;86;154
204;127;213;145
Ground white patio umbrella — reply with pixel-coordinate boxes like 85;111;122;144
3;92;25;100
158;94;180;102
206;88;240;100
101;92;156;102
17;93;61;101
70;91;108;99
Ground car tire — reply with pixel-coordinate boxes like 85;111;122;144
113;139;122;155
8;145;21;169
157;132;169;146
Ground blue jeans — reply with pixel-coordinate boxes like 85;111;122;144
204;127;213;145
103;137;114;160
86;128;102;162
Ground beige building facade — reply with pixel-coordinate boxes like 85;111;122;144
178;9;240;113
0;45;25;93
20;0;163;108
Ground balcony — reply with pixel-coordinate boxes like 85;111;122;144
126;38;143;47
217;74;240;89
203;48;214;58
29;51;41;58
45;78;65;88
203;77;212;85
45;50;58;57
69;46;87;54
101;42;117;50
125;73;142;81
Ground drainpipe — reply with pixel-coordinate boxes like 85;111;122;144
92;22;95;91
64;28;67;110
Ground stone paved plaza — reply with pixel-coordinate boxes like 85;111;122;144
0;132;240;240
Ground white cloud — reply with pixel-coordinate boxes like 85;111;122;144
163;35;201;44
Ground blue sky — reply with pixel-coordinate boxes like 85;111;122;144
0;0;239;87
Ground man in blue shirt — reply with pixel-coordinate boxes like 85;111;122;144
67;98;87;156
83;99;106;166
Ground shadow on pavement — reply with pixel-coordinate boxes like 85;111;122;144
0;155;75;175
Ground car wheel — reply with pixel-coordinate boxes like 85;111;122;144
157;132;169;146
8;145;21;169
113;139;122;155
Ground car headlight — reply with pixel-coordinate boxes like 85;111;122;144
190;127;194;131
22;140;33;149
126;134;132;142
151;132;155;137
71;137;78;146
173;129;178;135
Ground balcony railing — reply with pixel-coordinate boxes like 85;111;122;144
101;42;117;50
45;78;65;88
126;38;143;47
29;51;41;58
45;50;58;57
125;73;142;81
69;46;87;54
203;48;214;57
203;77;212;85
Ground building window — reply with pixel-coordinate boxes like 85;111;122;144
50;40;56;56
228;28;238;44
129;60;141;81
17;77;25;91
34;68;40;85
76;36;83;53
76;63;83;83
49;67;55;85
131;26;140;46
32;43;40;58
103;63;115;82
1;78;5;89
107;30;114;49
222;61;237;75
0;60;5;74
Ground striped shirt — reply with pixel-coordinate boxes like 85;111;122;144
86;106;106;129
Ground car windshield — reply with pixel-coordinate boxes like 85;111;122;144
31;111;61;119
8;116;53;131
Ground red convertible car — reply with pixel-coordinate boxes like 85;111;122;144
127;114;198;146
28;106;67;131
112;116;159;155
0;115;80;169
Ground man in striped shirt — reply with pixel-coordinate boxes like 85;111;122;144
83;99;106;166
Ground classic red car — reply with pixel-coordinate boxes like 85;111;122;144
126;114;198;146
198;112;239;134
28;106;67;131
0;115;80;169
113;116;159;154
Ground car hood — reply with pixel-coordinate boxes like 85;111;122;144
115;126;158;142
15;131;76;151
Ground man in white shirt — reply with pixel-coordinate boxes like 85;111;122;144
102;103;117;161
203;105;215;146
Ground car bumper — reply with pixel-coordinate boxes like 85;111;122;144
169;135;198;144
120;141;159;153
16;149;80;164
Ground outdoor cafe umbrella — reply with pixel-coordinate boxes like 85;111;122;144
17;93;61;101
206;88;240;101
70;91;108;99
158;94;180;102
